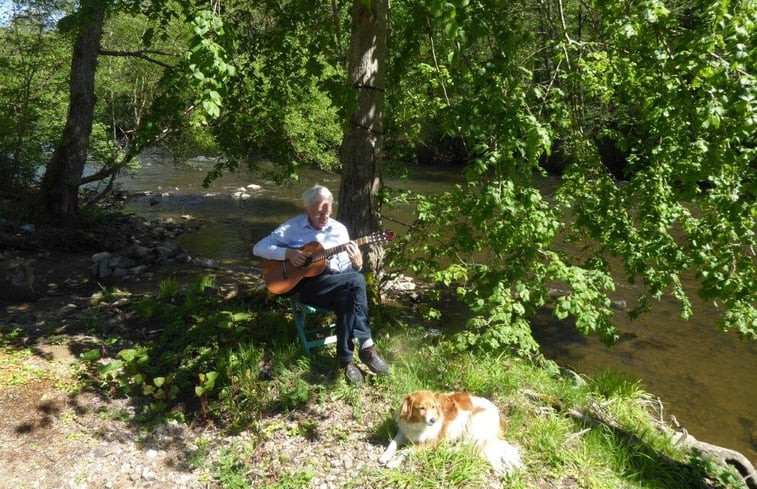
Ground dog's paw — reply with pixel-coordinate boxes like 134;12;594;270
379;449;406;469
379;441;397;466
384;454;405;469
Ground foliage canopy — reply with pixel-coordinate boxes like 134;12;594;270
385;0;756;350
0;0;754;347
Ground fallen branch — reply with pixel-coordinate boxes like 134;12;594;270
654;418;757;489
521;388;757;489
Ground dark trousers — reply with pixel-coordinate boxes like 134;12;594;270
295;270;371;365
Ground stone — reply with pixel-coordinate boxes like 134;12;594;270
96;260;112;279
611;300;628;310
156;242;179;258
231;191;251;200
141;466;156;480
129;245;151;259
91;251;111;263
8;261;36;302
55;304;78;319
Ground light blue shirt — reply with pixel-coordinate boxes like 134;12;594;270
252;214;355;273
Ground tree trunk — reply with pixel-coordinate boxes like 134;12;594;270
40;1;105;224
337;0;387;274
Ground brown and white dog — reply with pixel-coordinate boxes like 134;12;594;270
379;390;524;474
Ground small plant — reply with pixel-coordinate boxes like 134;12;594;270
297;419;318;440
197;274;216;292
195;371;218;397
0;325;22;347
589;369;644;400
188;437;211;469
97;408;132;422
690;452;747;489
268;468;315;489
158;278;180;299
213;445;253;489
282;378;312;410
133;296;161;319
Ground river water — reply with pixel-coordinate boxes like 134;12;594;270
116;151;756;462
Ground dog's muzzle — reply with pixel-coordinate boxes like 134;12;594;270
426;416;437;426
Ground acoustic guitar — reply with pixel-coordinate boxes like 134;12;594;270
262;230;395;295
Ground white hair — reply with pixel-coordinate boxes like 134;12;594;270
302;185;333;207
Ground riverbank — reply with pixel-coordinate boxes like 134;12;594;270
0;206;754;488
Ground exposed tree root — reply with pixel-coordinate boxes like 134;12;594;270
522;388;757;489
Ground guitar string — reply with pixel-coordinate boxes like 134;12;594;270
307;234;388;262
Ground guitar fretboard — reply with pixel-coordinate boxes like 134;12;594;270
310;231;394;262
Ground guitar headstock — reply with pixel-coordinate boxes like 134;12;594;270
365;230;395;245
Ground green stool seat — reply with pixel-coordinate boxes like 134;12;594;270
290;297;337;355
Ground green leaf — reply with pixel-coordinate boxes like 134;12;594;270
96;360;123;376
80;349;101;362
118;349;137;362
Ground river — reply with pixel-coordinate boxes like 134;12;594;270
115;150;756;463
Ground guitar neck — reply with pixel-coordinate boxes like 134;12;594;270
310;235;373;263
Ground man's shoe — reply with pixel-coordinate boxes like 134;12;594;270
358;345;391;376
342;362;364;385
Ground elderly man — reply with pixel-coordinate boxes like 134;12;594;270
252;184;390;385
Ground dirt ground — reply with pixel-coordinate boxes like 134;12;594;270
0;214;258;488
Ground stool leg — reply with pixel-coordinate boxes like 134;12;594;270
290;298;338;355
292;302;312;355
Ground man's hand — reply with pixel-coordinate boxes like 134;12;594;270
285;248;308;267
345;241;363;270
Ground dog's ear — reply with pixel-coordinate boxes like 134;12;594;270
400;395;413;418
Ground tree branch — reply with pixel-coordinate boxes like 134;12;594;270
98;49;175;69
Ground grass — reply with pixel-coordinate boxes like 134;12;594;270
68;277;747;489
0;348;45;386
0;325;79;389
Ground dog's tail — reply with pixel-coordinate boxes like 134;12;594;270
481;439;524;475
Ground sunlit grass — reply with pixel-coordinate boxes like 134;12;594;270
589;369;645;400
73;278;747;489
0;348;47;386
372;443;492;489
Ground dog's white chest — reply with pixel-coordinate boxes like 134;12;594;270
399;418;443;444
